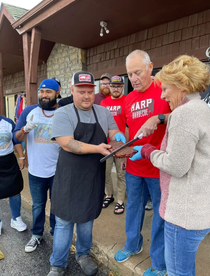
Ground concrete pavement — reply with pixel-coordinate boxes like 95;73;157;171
18;168;210;275
0;199;107;276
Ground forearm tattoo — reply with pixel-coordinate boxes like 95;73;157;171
67;140;83;154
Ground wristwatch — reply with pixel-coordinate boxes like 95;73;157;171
158;114;165;124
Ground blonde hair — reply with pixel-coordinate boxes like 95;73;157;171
155;55;210;93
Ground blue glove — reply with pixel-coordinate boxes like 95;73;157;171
114;133;126;143
130;146;143;161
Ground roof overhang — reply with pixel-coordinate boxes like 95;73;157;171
1;0;210;76
0;3;54;76
12;0;210;49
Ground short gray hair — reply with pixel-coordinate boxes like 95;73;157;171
126;50;151;69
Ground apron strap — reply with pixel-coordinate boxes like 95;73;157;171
92;106;99;123
73;105;99;123
74;105;81;123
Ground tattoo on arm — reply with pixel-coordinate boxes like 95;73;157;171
67;140;83;154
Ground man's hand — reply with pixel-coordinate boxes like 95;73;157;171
130;146;143;161
23;115;38;133
97;143;112;156
134;116;159;138
114;132;126;143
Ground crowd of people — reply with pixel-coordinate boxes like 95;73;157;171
0;50;210;276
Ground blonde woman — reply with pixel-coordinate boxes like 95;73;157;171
131;55;210;276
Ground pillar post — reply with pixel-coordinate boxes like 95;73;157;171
22;28;42;106
0;53;5;115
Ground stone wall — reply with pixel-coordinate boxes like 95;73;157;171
3;64;47;94
3;43;86;99
47;43;86;97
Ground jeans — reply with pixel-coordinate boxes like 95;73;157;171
50;216;94;267
9;193;21;220
165;221;210;276
125;172;165;270
28;173;55;237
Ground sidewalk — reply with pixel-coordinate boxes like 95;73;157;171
20;167;210;276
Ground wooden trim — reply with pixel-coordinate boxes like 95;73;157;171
22;28;41;106
22;32;31;106
22;32;30;78
0;53;4;115
12;0;75;34
91;48;209;79
4;86;25;96
29;28;41;84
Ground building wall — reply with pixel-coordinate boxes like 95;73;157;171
3;64;47;94
3;64;47;120
47;43;86;97
87;9;210;79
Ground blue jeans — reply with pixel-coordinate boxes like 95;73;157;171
125;172;165;270
50;216;94;267
165;221;210;276
28;173;55;237
9;193;21;220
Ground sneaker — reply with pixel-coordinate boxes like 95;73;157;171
0;249;4;260
0;219;2;235
11;216;27;232
143;267;167;276
25;236;42;253
47;266;66;276
76;254;98;276
114;247;143;262
145;198;153;210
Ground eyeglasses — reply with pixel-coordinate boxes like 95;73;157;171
110;85;123;90
100;83;110;86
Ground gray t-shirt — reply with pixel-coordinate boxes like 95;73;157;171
51;103;118;139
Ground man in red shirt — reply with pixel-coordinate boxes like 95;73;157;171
114;50;171;276
94;73;112;105
101;76;126;214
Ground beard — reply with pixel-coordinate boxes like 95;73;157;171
39;95;57;109
111;92;122;99
100;87;110;96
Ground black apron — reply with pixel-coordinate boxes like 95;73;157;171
51;106;106;223
0;152;23;199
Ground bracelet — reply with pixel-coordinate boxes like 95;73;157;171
19;157;25;160
21;126;29;134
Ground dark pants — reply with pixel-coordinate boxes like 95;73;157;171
28;173;55;236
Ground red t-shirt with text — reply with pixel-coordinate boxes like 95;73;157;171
123;82;171;178
101;95;126;133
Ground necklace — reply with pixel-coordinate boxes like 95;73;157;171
41;104;58;118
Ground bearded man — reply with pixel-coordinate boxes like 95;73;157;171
14;79;60;253
100;76;126;214
94;73;112;105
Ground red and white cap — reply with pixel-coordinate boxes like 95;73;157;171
72;71;96;86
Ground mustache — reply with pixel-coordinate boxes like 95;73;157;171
41;97;50;100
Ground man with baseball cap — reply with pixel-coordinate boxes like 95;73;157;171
101;76;126;214
47;71;126;276
14;79;60;253
94;72;112;105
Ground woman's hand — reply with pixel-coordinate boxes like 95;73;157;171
18;158;25;170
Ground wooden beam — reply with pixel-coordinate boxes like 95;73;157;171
22;32;31;106
22;28;42;106
3;86;25;96
0;53;5;116
29;28;41;84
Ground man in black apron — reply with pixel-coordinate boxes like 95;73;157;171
47;71;126;276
